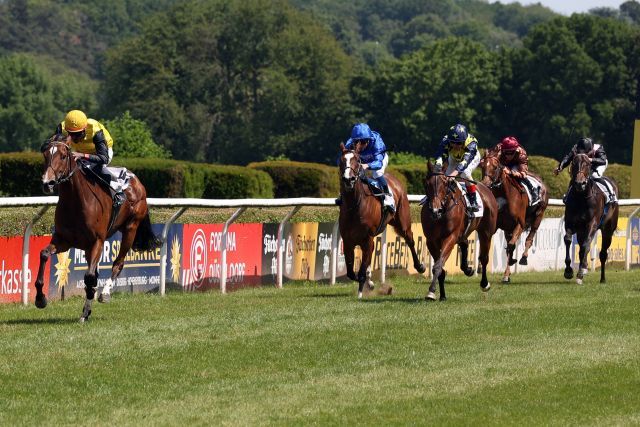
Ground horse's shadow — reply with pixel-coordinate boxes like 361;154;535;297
359;296;425;304
2;317;79;326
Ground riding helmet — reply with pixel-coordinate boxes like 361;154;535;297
576;137;593;154
446;124;468;144
500;136;520;151
64;110;88;132
350;123;373;142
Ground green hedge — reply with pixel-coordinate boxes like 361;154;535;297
606;163;631;198
249;160;340;198
388;165;424;194
527;155;570;198
0;154;273;199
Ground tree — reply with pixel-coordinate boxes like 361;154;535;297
103;111;171;159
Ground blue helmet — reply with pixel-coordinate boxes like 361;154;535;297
351;123;373;142
446;124;468;144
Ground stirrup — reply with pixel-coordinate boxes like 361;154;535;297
113;192;125;207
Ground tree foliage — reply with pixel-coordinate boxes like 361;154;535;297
104;111;171;159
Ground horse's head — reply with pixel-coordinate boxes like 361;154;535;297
339;142;362;191
479;149;503;189
425;161;456;220
571;153;591;193
41;134;75;194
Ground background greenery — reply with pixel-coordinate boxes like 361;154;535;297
1;0;638;166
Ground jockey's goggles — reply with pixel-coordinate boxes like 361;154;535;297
68;130;86;139
354;138;369;145
503;149;516;155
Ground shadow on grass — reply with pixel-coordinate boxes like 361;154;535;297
359;296;426;304
2;317;79;325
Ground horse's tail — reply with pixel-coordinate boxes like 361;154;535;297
132;210;162;252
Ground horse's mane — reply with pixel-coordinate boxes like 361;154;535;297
485;146;500;158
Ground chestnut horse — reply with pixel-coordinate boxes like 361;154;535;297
480;148;549;283
338;143;425;298
563;153;619;285
420;162;497;300
36;134;160;321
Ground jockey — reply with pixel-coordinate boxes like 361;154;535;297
336;123;395;212
434;123;481;212
55;110;125;206
497;136;540;204
554;137;617;204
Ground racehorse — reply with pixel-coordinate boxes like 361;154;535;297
480;148;549;283
420;162;497;300
338;142;426;298
36;133;160;321
563;153;619;285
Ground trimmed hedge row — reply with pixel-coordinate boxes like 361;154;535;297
0;154;274;198
249;160;340;198
0;152;630;199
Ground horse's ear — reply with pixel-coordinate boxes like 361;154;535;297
340;142;346;152
427;160;433;172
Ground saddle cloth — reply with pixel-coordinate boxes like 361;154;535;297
522;175;541;207
455;181;484;219
364;176;393;200
593;177;615;202
105;166;133;192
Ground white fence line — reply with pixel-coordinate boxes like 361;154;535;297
2;196;640;306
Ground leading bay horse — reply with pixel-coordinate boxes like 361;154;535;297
421;162;497;300
36;133;160;321
563;153;619;285
480;147;549;283
339;143;426;298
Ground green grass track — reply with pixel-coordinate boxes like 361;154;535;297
1;270;640;425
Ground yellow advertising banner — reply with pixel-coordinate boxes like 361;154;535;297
285;222;319;281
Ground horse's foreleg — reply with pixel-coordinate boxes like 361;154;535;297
459;241;473;277
100;225;137;303
478;231;491;292
427;236;455;301
563;230;574;279
34;243;60;309
81;240;104;322
343;240;356;282
357;237;374;299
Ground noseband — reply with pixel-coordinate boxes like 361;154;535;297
426;173;457;214
44;141;79;185
482;157;503;189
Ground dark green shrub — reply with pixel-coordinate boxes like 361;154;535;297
0;152;43;196
606;163;630;198
249;160;340;198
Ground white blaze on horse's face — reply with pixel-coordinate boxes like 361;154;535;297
343;153;354;180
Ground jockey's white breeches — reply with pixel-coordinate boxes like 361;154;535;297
592;160;607;178
445;152;481;181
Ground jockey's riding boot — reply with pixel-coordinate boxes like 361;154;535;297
378;177;395;213
335;195;342;206
466;191;480;213
113;191;125;207
593;177;617;204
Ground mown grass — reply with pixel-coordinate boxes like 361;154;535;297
1;270;640;425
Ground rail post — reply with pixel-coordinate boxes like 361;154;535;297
277;206;301;288
159;207;188;296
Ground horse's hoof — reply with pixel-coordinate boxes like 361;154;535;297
439;296;447;302
600;279;606;284
415;263;426;274
34;295;47;309
508;258;517;266
481;283;491;292
357;292;363;299
463;267;474;277
576;278;583;285
564;268;574;280
426;291;436;301
519;256;528;266
98;293;111;304
502;277;510;283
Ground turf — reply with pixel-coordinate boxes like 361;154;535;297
1;269;640;425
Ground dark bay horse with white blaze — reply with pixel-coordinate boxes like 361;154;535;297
421;162;497;300
480;148;549;283
563;153;618;285
36;134;160;321
338;143;426;298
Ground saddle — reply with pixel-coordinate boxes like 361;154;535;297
519;175;541;207
454;181;484;219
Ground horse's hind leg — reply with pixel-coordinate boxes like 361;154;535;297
343;240;357;282
81;240;104;322
100;225;138;303
520;210;544;265
459;241;474;277
599;229;613;284
478;231;491;292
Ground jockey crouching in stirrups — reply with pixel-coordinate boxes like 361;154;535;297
335;123;395;213
55;110;125;207
434;123;481;213
497;136;540;204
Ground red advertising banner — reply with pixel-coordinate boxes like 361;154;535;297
0;236;51;303
182;224;262;291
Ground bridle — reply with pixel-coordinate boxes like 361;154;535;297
571;153;594;198
425;172;458;218
43;140;80;186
